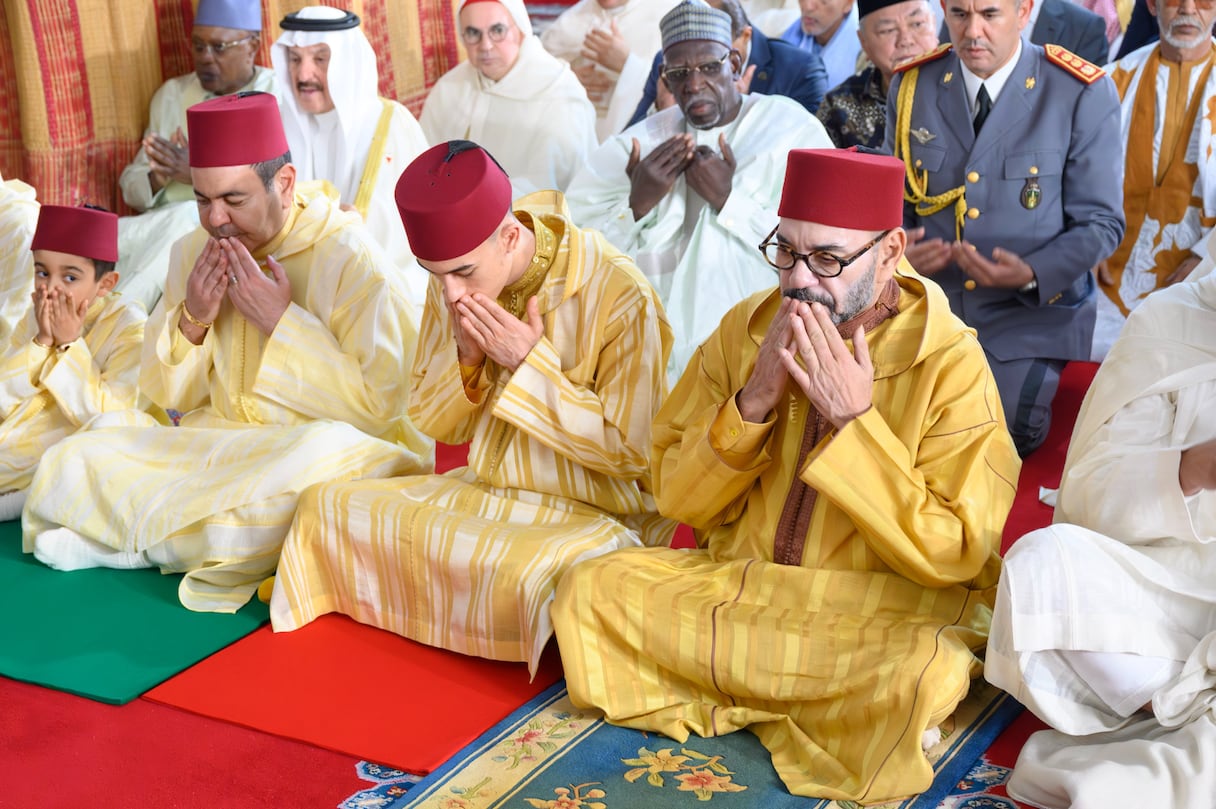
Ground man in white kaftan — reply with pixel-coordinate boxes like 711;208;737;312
420;0;597;196
540;0;681;140
272;6;430;308
986;268;1216;809
116;0;276;314
1091;0;1216;360
566;0;833;382
0;173;38;344
23;92;431;614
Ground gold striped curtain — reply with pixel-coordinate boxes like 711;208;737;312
0;0;462;213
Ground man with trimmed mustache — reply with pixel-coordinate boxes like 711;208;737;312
884;0;1125;456
116;0;276;314
567;0;831;383
23;92;432;614
271;6;429;308
1090;0;1216;360
554;148;1020;803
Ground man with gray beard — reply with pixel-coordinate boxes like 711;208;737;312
1089;0;1216;361
552;147;1019;803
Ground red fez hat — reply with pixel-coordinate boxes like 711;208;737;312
778;148;905;231
395;141;513;262
31;205;119;263
187;92;289;168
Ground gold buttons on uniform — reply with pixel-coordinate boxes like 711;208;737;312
967;171;979;183
964;279;977;290
915;159;923;168
1029;166;1039;175
967;207;980;219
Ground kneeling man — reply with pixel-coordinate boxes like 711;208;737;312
270;142;674;675
987;267;1216;807
553;149;1020;802
23;92;431;613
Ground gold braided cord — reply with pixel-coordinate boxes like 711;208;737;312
895;67;967;241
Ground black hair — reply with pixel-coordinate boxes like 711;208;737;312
251;151;292;190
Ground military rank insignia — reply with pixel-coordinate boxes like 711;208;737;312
1044;44;1106;84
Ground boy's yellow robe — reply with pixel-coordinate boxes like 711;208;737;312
22;189;432;612
552;267;1021;803
0;295;145;491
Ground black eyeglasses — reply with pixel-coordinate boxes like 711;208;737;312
660;51;730;85
461;22;512;45
758;226;891;278
191;35;255;57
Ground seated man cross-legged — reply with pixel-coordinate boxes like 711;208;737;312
270;142;675;675
23;92;431;613
553;149;1020;802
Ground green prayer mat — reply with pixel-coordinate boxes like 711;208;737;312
0;520;269;705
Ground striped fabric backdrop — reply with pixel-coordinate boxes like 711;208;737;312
0;0;465;213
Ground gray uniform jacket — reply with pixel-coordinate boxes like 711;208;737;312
883;43;1125;363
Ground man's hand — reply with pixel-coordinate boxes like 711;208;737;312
181;238;229;343
1179;437;1216;496
683;134;736;212
655;76;676;111
736;296;796;423
778;301;873;430
626;134;694;219
449;297;487;368
581;20;630;73
453;293;544;373
736;63;757;95
144;127;191;192
952;242;1036;289
904;227;952;275
1095;259;1114;287
1165;255;1202;287
573;60;615;103
223;239;293;337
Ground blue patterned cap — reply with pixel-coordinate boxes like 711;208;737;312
660;0;733;52
194;0;262;32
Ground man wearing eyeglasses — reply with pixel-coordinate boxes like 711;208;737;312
884;0;1125;456
420;0;597;195
116;0;275;314
1090;0;1216;361
554;148;1019;802
567;0;832;384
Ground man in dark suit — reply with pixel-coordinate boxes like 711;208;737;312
886;0;1125;455
939;0;1110;64
626;0;828;127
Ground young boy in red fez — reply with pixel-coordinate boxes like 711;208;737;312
553;149;1021;802
21;92;431;612
269;140;674;676
0;205;146;519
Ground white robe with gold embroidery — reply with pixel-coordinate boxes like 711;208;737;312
0;176;38;346
23;190;432;613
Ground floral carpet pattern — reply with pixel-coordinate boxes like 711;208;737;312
338;679;1021;809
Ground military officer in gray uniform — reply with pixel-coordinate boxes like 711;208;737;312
882;0;1124;456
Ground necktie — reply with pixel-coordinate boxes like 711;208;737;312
973;83;992;135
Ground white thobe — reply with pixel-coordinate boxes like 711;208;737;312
539;0;680;141
986;269;1216;808
420;37;598;196
0;176;38;345
565;93;833;382
115;68;278;314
